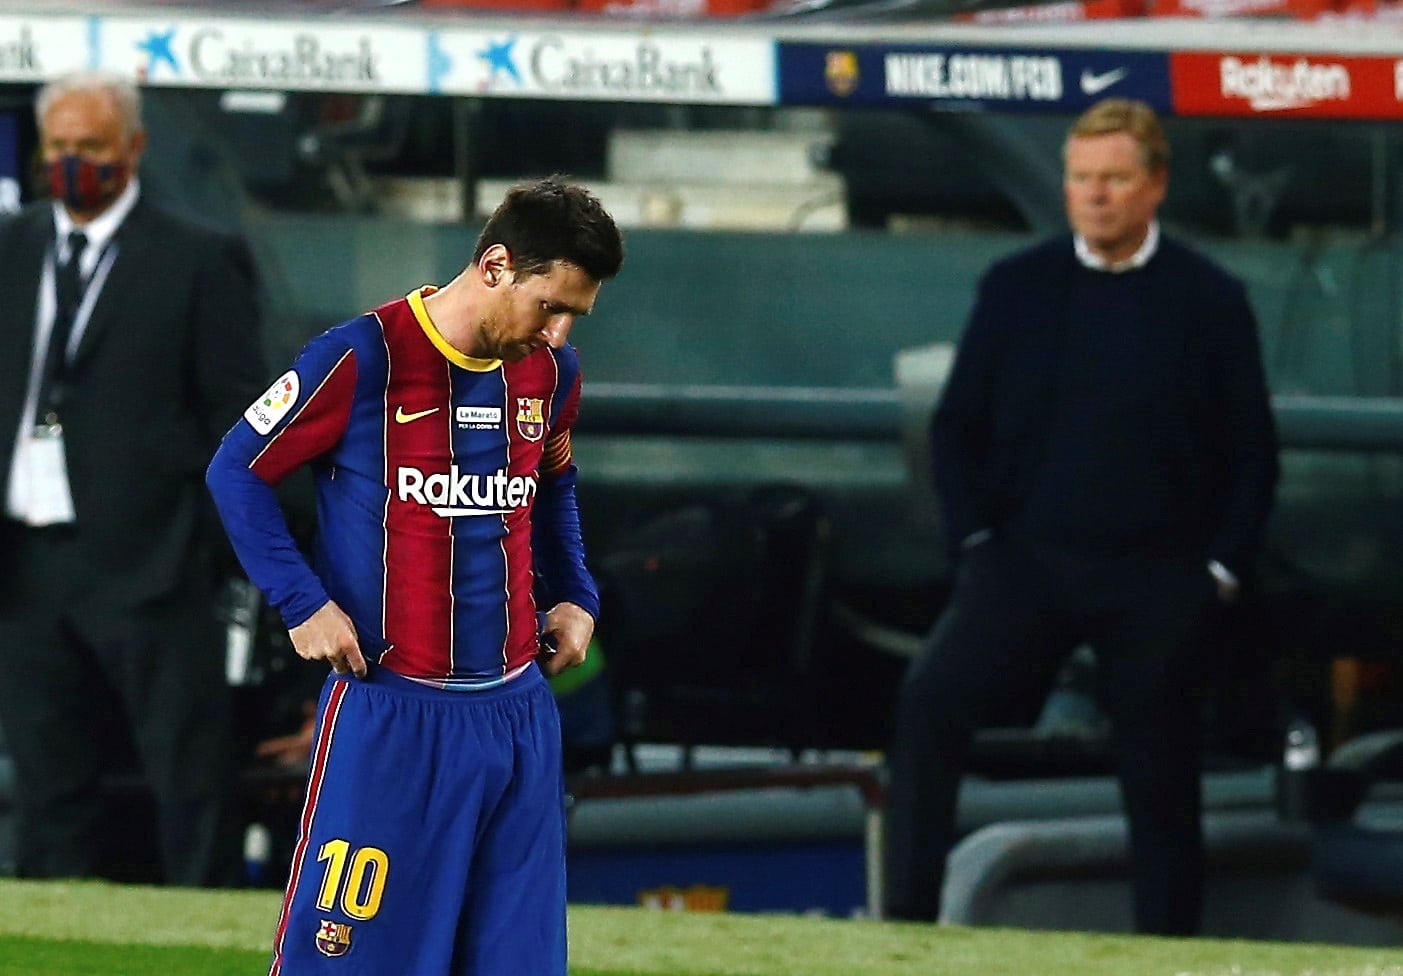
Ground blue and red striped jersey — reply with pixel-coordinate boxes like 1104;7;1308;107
207;288;598;688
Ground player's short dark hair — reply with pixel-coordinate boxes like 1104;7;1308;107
473;176;624;283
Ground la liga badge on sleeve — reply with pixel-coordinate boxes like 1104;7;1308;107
245;370;300;435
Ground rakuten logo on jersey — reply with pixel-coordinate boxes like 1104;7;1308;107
396;466;537;517
1220;56;1350;112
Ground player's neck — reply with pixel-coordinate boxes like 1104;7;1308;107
422;276;488;358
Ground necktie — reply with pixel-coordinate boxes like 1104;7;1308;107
36;231;88;427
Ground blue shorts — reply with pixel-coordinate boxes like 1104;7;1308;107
269;664;566;976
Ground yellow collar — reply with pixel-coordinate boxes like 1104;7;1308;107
406;286;501;372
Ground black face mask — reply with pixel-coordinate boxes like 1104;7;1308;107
47;155;128;212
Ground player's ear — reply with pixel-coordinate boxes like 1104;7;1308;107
479;244;510;287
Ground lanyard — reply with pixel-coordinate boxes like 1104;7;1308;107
35;238;117;427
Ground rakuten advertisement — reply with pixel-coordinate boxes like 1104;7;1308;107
1171;51;1403;119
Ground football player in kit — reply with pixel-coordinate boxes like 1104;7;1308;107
207;177;623;975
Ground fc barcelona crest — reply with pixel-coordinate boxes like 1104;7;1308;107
316;919;353;957
516;397;545;441
825;50;860;98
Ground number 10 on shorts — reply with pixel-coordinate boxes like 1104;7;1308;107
317;839;390;920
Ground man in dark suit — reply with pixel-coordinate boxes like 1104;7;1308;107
883;99;1279;935
0;70;265;884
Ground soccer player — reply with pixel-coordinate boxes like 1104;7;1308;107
206;177;623;975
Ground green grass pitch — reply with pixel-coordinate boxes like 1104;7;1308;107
0;879;1398;975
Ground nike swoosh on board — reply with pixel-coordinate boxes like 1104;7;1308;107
1080;68;1128;96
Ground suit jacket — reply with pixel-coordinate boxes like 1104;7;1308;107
0;196;266;610
930;233;1279;580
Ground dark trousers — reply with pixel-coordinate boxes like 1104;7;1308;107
883;533;1220;935
0;523;236;885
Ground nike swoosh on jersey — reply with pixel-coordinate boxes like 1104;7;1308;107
1080;67;1128;96
395;406;441;424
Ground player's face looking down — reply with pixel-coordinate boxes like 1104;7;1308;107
477;248;599;363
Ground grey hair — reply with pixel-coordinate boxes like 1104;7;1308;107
35;70;143;138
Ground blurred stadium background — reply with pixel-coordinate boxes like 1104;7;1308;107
4;0;1403;957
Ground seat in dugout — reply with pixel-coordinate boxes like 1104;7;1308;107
594;483;831;768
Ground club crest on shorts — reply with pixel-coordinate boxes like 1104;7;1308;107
516;397;545;441
315;919;353;957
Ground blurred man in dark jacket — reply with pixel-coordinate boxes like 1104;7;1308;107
0;70;265;884
884;98;1279;935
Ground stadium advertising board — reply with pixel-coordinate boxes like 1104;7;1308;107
429;29;776;105
100;17;427;92
16;11;775;106
0;16;91;82
18;7;1403;122
955;0;1146;21
1171;51;1403;118
777;42;1172;113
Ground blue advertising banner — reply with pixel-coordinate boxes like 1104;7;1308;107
569;839;867;916
0;111;19;213
778;42;1172;115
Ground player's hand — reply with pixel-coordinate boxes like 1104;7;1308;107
537;601;594;677
289;600;367;678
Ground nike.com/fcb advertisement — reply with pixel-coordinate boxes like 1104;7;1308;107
778;41;1403;121
777;44;1172;112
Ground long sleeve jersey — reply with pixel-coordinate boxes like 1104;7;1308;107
207;287;599;689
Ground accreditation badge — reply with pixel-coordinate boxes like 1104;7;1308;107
19;425;76;525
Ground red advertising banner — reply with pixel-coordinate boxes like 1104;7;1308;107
955;0;1145;23
1171;51;1403;118
1151;0;1403;18
1152;0;1333;17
